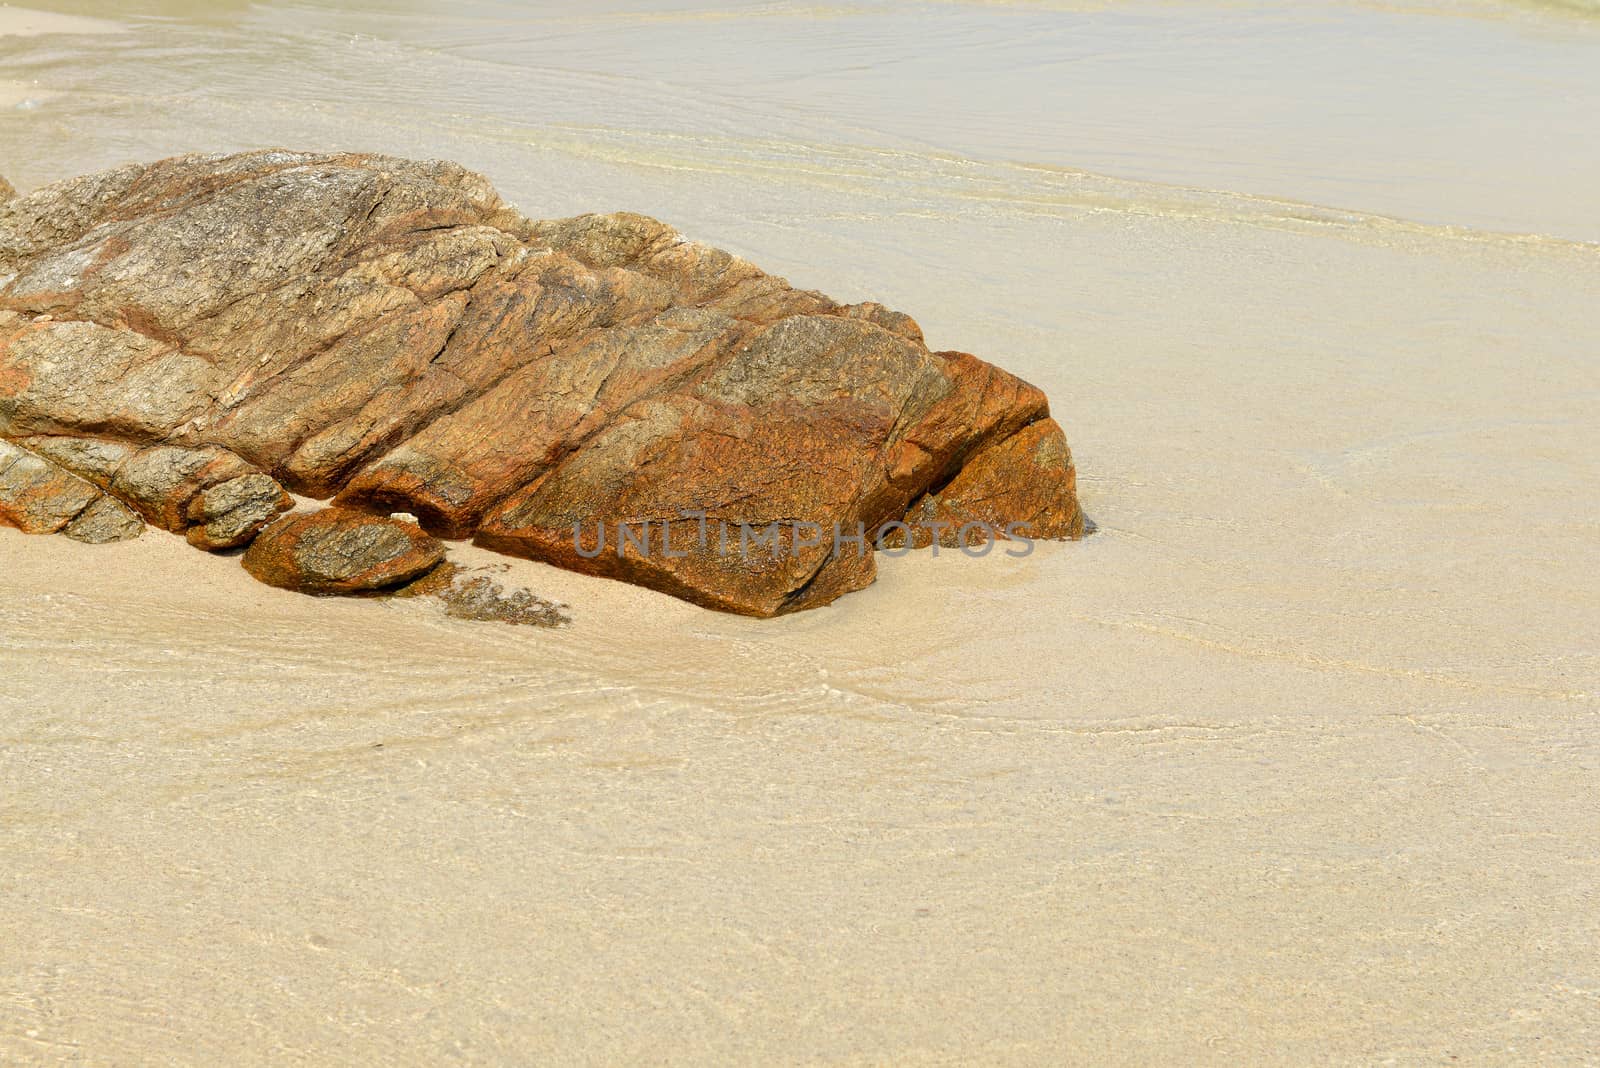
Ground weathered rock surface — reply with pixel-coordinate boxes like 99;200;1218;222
62;493;145;545
0;438;100;534
0;152;1086;614
183;473;294;551
243;509;445;594
894;417;1087;548
0;438;142;542
11;434;291;550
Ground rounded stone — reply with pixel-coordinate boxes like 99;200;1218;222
241;508;445;595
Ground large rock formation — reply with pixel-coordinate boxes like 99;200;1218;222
0;151;1085;615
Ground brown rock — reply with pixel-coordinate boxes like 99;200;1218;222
242;508;445;594
108;444;253;529
0;175;14;203
17;434;137;485
0;320;212;440
0;163;144;277
0;151;1088;614
184;473;294;550
62;494;144;544
895;418;1086;548
0;438;142;541
0;438;101;534
18;434;292;545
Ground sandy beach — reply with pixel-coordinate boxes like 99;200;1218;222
3;1;1599;1064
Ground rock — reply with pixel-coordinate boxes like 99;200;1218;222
0;175;13;203
440;574;566;626
0;151;1087;615
62;494;144;544
110;445;259;529
395;562;568;626
0;320;213;440
0;438;142;540
242;508;446;594
17;434;292;547
183;473;293;550
895;418;1087;548
17;434;137;486
0;163;144;277
0;438;101;533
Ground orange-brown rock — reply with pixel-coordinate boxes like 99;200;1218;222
12;435;291;550
0;151;1086;614
0;438;143;543
242;509;445;595
894;418;1088;549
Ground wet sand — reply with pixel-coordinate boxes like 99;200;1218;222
3;1;1599;1063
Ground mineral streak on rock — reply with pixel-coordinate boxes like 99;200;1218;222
0;152;1086;615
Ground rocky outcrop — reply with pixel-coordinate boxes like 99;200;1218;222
0;152;1086;615
243;509;444;594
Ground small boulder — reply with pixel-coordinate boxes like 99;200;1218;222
184;473;293;550
110;445;258;530
0;175;14;202
20;435;291;546
242;508;445;594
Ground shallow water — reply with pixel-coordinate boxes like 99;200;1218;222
5;0;1600;238
2;2;1598;1064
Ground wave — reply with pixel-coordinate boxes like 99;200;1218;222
442;119;1600;257
7;0;1599;246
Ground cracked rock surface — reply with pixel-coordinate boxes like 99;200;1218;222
0;438;142;543
0;151;1085;614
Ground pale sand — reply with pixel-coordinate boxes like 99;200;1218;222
3;0;1599;1063
4;214;1597;1064
0;5;118;38
0;79;48;109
